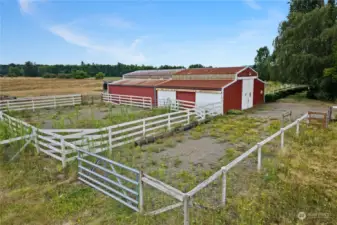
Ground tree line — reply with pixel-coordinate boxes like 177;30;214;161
253;0;337;100
0;62;211;80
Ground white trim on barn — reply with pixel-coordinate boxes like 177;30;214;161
237;76;258;80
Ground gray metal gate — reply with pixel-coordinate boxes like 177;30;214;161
77;149;142;212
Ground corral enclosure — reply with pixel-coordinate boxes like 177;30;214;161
1;91;336;225
9;104;171;129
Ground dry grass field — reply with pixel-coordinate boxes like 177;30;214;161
0;77;120;97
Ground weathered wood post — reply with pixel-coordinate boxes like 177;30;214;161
183;195;190;225
108;127;112;152
187;110;190;124
142;119;146;136
296;119;300;136
32;99;35;111
221;168;227;206
54;96;57;108
138;171;144;213
280;128;285;149
60;137;66;168
257;143;262;171
167;114;171;131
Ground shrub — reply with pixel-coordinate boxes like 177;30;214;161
95;72;105;80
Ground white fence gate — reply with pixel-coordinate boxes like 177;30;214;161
78;149;142;212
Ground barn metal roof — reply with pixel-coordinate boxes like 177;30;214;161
174;67;246;75
109;79;169;87
156;80;234;90
123;69;184;77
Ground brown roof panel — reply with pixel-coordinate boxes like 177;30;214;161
110;79;169;87
156;80;234;90
174;67;246;75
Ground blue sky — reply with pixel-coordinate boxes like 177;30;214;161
0;0;289;67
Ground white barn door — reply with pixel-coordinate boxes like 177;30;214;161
241;79;254;110
196;92;222;114
157;90;176;106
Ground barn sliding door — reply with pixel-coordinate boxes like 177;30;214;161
241;79;254;110
157;90;176;106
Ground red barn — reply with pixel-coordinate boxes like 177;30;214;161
108;66;265;113
157;66;265;113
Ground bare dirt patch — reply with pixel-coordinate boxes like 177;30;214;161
153;137;231;170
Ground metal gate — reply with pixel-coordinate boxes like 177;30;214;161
77;149;142;212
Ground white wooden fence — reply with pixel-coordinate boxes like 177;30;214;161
0;94;81;111
102;93;152;109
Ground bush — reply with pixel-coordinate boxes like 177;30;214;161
95;72;105;80
265;86;308;102
72;70;88;79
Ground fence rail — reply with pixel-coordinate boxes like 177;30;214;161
0;94;81;111
102;93;152;109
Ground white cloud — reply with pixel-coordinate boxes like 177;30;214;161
49;24;146;64
243;0;262;10
100;17;133;29
18;0;33;14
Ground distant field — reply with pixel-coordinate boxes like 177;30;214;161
0;77;121;97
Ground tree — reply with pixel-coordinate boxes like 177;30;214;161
289;0;324;14
95;72;105;80
254;46;271;80
188;64;205;68
8;66;22;77
23;61;39;77
272;4;337;99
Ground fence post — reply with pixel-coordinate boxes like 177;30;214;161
183;195;190;225
0;111;3;120
130;96;132;106
296;119;300;136
33;128;39;153
187;110;190;124
72;96;75;106
257;143;262;171
221;168;227;206
143;98;145;108
167;114;171;131
119;95;121;104
108;127;112;152
61;137;66;168
138;171;144;213
54;96;57;108
142;119;146;136
7;100;10;110
32;99;35;111
280;128;284;149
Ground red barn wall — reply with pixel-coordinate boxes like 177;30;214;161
237;67;258;77
253;79;265;106
108;85;156;104
223;80;242;113
176;91;196;103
